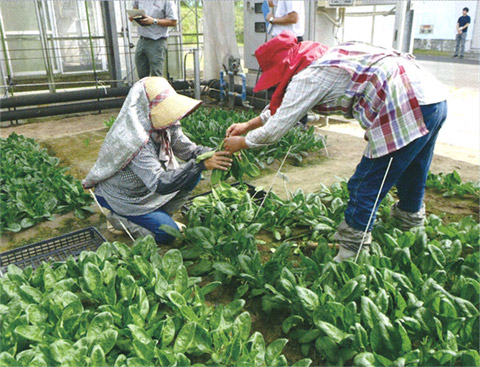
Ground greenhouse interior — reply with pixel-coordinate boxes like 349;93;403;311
0;1;479;366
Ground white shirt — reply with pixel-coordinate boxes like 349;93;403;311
271;0;305;38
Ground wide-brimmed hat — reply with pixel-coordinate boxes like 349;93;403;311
253;32;299;93
144;77;202;128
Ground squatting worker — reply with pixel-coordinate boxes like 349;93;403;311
129;0;177;78
83;77;232;244
224;31;447;262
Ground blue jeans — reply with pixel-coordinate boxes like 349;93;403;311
96;174;201;244
344;101;447;232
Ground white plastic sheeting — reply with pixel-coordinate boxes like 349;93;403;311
202;1;241;80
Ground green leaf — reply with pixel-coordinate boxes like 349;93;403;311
248;332;266;365
233;312;252;341
213;262;238;276
290;359;312;367
91;344;106;367
14;325;44;342
174;322;196;353
296;286;319;313
50;339;73;363
96;329;118;355
83;262;103;294
162;249;183;278
199;281;221;297
314;320;350;344
266;339;288;365
25;304;48;325
87;312;114;339
162;317;176;346
354;352;376;367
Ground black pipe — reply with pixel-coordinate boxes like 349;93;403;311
0;99;124;121
0;81;191;109
0;87;131;108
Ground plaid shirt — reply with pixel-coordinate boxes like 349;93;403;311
246;42;447;158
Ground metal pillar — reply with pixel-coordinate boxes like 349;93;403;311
35;0;56;93
101;1;122;87
193;49;200;100
392;0;413;52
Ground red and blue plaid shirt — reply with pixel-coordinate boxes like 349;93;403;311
314;42;428;158
247;42;446;159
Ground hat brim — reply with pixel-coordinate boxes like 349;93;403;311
150;93;202;129
253;71;282;93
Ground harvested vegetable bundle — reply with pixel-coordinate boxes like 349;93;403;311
196;142;260;185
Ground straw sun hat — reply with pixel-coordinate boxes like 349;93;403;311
144;77;202;129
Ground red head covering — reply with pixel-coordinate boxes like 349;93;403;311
253;31;329;115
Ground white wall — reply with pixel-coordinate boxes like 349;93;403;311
341;5;397;48
413;1;477;41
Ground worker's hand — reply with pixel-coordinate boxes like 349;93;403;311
224;136;248;153
204;151;232;171
138;15;154;26
226;122;249;137
128;16;134;22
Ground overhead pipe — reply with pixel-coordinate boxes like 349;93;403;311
0;99;124;121
0;87;130;109
0;80;194;123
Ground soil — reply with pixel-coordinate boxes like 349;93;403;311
1;109;478;252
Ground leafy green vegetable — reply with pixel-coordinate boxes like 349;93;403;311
0;133;93;233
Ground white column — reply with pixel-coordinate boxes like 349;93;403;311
470;1;480;52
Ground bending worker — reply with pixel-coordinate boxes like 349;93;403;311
83;77;231;244
224;31;447;262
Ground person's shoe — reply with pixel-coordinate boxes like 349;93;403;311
175;221;186;232
333;247;357;262
459;55;464;59
453;54;458;58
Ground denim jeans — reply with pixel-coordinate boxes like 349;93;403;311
454;32;467;57
344;101;447;232
96;174;201;244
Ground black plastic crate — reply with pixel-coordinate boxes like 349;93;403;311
181;182;267;216
0;227;106;275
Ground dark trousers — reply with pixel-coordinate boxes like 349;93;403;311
344;101;448;231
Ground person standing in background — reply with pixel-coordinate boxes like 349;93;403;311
266;0;305;42
129;1;177;78
453;7;470;59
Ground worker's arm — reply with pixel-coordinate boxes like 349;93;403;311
137;16;177;27
267;11;299;25
224;66;350;153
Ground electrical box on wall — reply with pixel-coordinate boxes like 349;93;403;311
243;0;268;70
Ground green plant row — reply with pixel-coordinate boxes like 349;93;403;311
0;238;312;367
426;171;479;198
166;182;479;366
0;133;93;234
181;108;326;169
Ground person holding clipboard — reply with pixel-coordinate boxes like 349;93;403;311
128;1;177;79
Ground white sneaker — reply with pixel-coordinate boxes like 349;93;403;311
333;247;357;262
175;221;186;232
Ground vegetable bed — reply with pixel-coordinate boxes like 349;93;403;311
0;133;93;234
1;177;478;366
182;108;326;169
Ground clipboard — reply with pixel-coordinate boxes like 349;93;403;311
127;9;146;26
